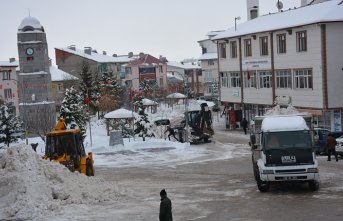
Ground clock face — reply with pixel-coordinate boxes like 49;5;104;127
26;47;34;55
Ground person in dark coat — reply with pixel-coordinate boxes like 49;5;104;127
242;118;248;135
159;189;173;221
326;134;338;162
164;126;178;141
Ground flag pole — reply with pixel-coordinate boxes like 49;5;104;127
86;93;92;146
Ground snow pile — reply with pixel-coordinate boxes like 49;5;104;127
0;145;122;220
265;105;301;116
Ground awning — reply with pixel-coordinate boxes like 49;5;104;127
297;109;323;116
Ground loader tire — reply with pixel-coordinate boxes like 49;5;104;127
86;158;94;176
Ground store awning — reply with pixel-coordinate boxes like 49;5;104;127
297;109;323;116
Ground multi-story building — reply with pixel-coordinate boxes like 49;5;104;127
198;31;223;99
124;53;167;92
55;46;133;84
213;0;343;131
167;61;202;97
0;59;19;115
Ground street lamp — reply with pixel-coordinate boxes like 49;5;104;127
235;16;241;31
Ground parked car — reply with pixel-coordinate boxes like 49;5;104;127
313;128;330;154
335;135;343;156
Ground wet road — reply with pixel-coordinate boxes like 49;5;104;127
95;129;343;220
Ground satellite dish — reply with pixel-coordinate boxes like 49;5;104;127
276;1;284;10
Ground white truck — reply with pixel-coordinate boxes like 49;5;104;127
250;106;319;192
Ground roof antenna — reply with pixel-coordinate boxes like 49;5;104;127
28;8;31;16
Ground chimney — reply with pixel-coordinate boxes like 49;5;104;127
112;54;117;57
68;45;76;51
84;47;92;55
246;0;259;20
9;58;16;63
139;52;145;60
128;52;133;58
103;51;107;55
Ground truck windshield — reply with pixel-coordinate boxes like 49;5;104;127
264;131;312;150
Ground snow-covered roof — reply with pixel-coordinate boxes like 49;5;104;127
0;61;18;67
198;52;217;61
104;108;137;119
49;66;78;81
142;98;158;106
167;72;184;81
166;92;187;99
56;47;133;63
261;116;309;132
18;16;44;32
213;0;343;40
167;61;200;70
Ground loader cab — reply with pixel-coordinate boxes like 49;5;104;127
45;131;85;159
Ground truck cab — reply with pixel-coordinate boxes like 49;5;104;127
251;115;319;192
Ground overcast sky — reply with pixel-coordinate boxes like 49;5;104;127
0;0;299;64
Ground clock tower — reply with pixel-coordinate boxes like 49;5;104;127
17;16;55;135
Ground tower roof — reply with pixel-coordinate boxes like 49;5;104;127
18;16;44;32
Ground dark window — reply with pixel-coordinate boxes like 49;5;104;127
260;37;268;56
294;69;312;89
276;69;292;88
202;47;207;54
4;89;12;99
296;31;307;52
139;67;156;74
2;71;11;80
219;43;226;59
277;34;286;54
244;39;252;57
230;41;237;58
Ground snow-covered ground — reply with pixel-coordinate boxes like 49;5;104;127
0;100;253;220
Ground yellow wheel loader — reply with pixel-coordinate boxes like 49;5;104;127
43;119;94;176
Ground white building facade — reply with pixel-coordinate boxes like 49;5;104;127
213;0;343;131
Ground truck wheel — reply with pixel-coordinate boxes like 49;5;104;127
256;170;269;192
257;180;270;192
86;158;94;176
308;180;319;191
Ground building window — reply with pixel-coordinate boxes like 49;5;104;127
58;83;64;91
221;72;228;88
276;69;292;89
277;34;286;54
296;31;307;52
230;41;237;58
244;39;252;57
207;60;214;66
159;65;163;73
260;37;268;56
294;69;312;89
125;67;132;75
4;89;12;99
159;78;164;87
219;43;226;59
139;67;156;74
258;71;272;88
244;70;256;88
2;71;11;80
204;70;213;82
230;72;240;87
202;47;207;54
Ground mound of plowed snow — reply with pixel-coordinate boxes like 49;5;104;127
0;145;122;220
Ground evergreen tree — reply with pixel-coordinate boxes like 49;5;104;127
59;86;87;141
139;80;154;97
133;92;153;141
98;73;123;113
0;103;24;147
79;61;100;112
